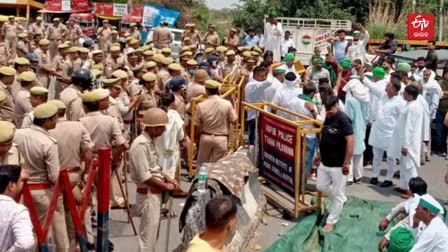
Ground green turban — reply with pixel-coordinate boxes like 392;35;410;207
283;53;295;62
313;58;324;65
274;67;286;74
269;10;278;18
373;66;386;79
365;72;373;80
387;227;414;252
340;59;352;69
397;63;411;73
353;31;361;36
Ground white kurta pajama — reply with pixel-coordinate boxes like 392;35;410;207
154;109;184;179
388;99;424;190
369;94;406;181
264;22;283;62
410;217;448;252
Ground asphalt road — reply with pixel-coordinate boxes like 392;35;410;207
105;155;447;252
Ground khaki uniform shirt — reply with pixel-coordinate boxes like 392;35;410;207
14;87;32;127
186;82;205;106
35;48;51;76
2;22;17;39
183;30;201;45
130;30;141;43
104;55;125;78
66;24;83;42
28;22;46;37
97;27;112;42
0;144;24;166
156;68;171;90
60;84;85;121
29;41;39;53
14;125;60;184
153;27;172;47
46;24;67;41
0;81;15;122
202;32;220;49
194;95;237;135
16;40;29;58
128;131;164;188
49;118;94;168
138;86;157;112
10;75;22;100
21;111;34;129
174;93;186;120
68;58;82;77
224;36;239;50
80;111;126;152
54;55;70;79
127;79;142;97
0;43;8;65
219;60;240;81
103;99;124;131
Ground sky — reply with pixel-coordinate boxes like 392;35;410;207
205;0;240;9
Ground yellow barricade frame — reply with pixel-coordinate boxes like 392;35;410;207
188;74;246;178
241;101;323;218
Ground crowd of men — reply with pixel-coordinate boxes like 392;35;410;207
0;9;447;252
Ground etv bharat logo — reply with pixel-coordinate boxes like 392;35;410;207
408;14;434;40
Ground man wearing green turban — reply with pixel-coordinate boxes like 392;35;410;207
306;57;330;85
264;10;283;62
281;53;300;81
386;227;414;252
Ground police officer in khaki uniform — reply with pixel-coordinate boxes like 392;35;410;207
82;49;104;70
35;39;56;88
142;50;154;64
2;16;18;60
202;24;220;49
129;23;141;43
194;80;238;165
224;28;240;50
219;50;240;82
28;16;46;38
14;102;70;251
137;72;158;121
11;57;31;100
66;18;83;47
14;71;35;127
0;66;16;122
153;21;172;49
156;56;173;91
80;90;127;208
0;40;9;66
97;20;112;51
0;120;23;166
46;18;68;60
16;32;29;58
100;79;124;130
48;99;95;249
60;68;92;121
128;107;178;252
186;68;207;105
168;76;187;120
105;46;125;78
54;43;71;99
182;23;201;46
21;86;49;128
67;47;82;76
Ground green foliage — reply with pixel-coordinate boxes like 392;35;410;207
366;23;407;40
232;0;282;31
194;2;210;31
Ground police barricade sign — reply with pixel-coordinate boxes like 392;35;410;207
241;101;322;218
259;113;297;197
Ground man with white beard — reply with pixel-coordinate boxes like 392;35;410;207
388;85;424;198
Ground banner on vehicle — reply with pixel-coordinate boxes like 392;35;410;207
142;3;180;28
45;0;88;11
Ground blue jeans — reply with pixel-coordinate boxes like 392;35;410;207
434;111;447;153
305;137;317;175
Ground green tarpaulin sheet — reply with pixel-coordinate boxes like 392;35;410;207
266;197;400;252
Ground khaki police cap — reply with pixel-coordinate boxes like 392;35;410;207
30;86;48;95
186;59;198;66
39;39;50;46
216;46;228;53
205;48;214;54
111;42;120;47
189;44;197;50
47;99;66;110
0;66;16;76
251;51;260;57
81;91;100;103
181;46;190;52
253;46;262;53
237;46;243;52
18;32;27;38
68;47;79;53
79;47;89;53
19;71;36;82
242;51;252;57
153;54;164;63
0;121;15;143
140;45;150;51
93;88;110;100
194;69;208;82
0;90;6;102
135;47;144;53
58;43;69;49
142;72;156;82
92;49;103;55
36;17;43;21
131;64;144;72
225;50;236;56
125;36;132;42
145;61;157;69
181;51;193;58
64;41;72;47
53;17;60;22
110;46;121;52
161;57;174;65
112;70;128;79
183;37;190;42
111;30;118;35
130;39;139;45
142;108;168;127
102;78;120;88
230;28;237;33
143;50;154;56
91;68;102;78
130;22;137;27
33;102;58;119
168;63;182;71
185;23;192;28
15;57;30;65
161;47;172;54
205;80;220;89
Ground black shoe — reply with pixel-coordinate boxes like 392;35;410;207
380;180;393;187
393;171;400;178
108;240;114;251
87;242;95;251
354;178;362;184
346;181;354;186
370;177;378;185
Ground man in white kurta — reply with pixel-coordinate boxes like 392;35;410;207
410;194;448;252
271;72;303;120
264;11;283;62
368;79;406;187
388;85;424;197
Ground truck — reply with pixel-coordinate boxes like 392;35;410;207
274;17;352;65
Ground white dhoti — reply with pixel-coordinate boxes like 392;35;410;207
348;154;364;181
399;155;419;190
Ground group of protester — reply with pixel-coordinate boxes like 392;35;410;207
0;9;447;252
